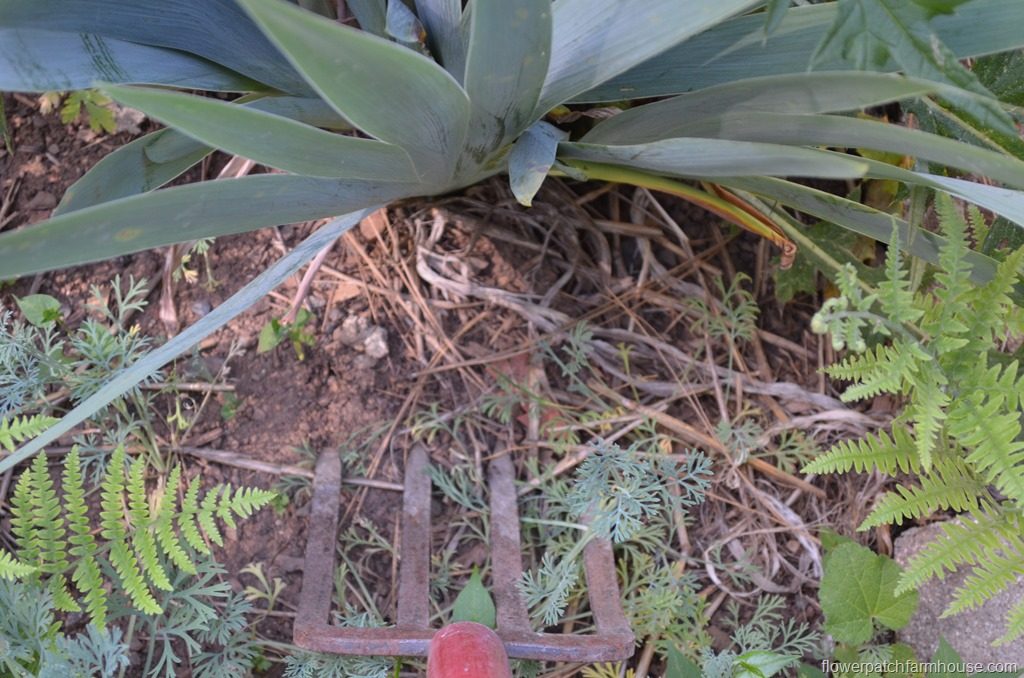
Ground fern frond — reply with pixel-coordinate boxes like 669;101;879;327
73;557;108;627
10;461;40;565
945;549;1024;616
199;487;224;547
30;453;78;614
903;363;949;471
950;401;1024;504
64;447;107;625
224;486;277;520
29;453;71;580
876;233;922;325
155;466;195;574
0;414;58;452
975;360;1024;415
962;248;1024;348
926;194;973;348
49;574;80;613
179;476;210;555
997;597;1024;645
0;550;35;580
829;341;930;402
802;428;919;476
896;514;1022;594
127;456;172;592
100;447;162;615
859;460;984;530
216;483;236;530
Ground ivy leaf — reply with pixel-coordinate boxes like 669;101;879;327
451;567;496;628
819;541;919;645
16;294;61;327
811;0;1016;137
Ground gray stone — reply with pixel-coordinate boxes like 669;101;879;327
894;522;1024;664
338;314;370;346
362;326;389;360
113;104;147;134
190;300;212;318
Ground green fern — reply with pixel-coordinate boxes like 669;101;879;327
945;548;1024;617
0;414;58;452
859;459;985;529
63;446;107;626
999;599;1024;646
807;192;1024;641
99;446;162;615
895;513;1022;594
6;446;276;625
0;550;35;580
803;428;920;476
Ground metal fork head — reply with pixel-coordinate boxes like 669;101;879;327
294;445;634;662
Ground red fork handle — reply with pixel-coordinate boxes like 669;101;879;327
426;622;513;678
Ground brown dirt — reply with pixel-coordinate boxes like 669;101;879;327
2;93;413;668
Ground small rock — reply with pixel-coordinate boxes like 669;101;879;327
895;521;1024;663
338;314;370;346
363;326;389;359
190;299;212;318
46;143;60;155
113;104;147;134
25;191;57;210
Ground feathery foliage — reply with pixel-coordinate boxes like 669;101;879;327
0;579;130;677
3;445;276;625
808;194;1024;642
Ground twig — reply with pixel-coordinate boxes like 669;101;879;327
140;382;235;393
283;232;338;324
173;447;404;491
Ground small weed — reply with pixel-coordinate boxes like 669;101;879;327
39;89;116;134
257;308;316;360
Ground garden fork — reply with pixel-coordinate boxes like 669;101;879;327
294;444;634;673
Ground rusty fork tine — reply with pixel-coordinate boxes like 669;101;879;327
295;449;343;643
295;445;634;662
488;453;533;633
582;537;632;638
397;444;432;629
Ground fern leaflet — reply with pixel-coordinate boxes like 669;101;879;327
802;428;919;476
859;460;984;529
0;550;35;580
0;414;58;452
